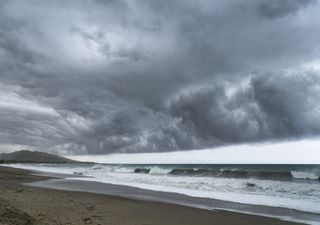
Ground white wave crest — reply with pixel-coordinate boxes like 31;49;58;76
291;171;319;180
149;166;171;174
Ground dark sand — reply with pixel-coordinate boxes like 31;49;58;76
0;167;307;225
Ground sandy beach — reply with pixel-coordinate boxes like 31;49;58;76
0;166;309;225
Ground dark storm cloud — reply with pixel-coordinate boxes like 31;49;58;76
0;0;320;154
256;0;315;18
169;71;320;146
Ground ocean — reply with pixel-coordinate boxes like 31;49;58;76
7;163;320;224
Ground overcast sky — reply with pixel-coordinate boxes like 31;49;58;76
1;0;320;155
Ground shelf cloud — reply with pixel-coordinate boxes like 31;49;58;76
1;0;320;154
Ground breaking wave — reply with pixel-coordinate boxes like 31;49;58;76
100;165;320;181
291;171;319;180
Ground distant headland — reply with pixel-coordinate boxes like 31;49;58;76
0;150;76;163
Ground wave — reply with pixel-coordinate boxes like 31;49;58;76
129;166;319;181
149;166;172;174
291;171;319;180
134;168;150;173
168;168;294;180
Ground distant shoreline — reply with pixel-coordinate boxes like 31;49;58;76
0;150;76;164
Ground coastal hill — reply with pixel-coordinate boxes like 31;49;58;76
0;150;75;163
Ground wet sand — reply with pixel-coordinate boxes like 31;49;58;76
0;166;307;225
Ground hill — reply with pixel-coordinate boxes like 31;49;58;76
0;150;75;163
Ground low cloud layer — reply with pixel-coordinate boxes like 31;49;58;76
1;0;320;154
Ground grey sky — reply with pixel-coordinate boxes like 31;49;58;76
1;0;320;154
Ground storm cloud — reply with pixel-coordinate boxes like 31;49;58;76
1;0;320;154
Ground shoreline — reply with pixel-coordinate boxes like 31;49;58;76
28;176;320;225
0;166;316;225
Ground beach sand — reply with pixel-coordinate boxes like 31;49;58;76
0;166;307;225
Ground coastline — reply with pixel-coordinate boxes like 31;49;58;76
0;166;315;225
